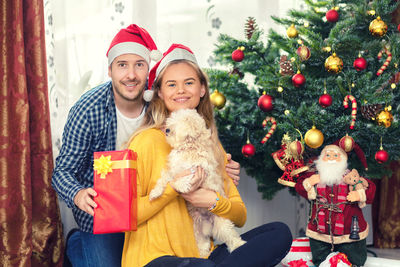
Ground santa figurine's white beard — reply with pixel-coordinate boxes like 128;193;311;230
314;157;348;186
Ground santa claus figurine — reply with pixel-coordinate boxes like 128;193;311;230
295;145;376;267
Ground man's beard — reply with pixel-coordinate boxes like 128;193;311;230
315;157;348;186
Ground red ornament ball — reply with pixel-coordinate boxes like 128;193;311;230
242;143;256;157
319;93;333;108
398;24;400;32
257;94;274;112
232;49;244;62
326;9;339;23
292;73;306;87
353;57;368;71
375;149;389;163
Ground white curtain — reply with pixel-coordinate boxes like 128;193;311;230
44;0;337;239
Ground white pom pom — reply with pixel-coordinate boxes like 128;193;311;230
143;90;154;102
150;50;162;61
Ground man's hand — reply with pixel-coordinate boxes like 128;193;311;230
307;174;320;186
226;153;240;186
347;191;361;202
74;188;98;216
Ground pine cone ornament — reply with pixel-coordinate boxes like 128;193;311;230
279;55;294;76
361;104;383;120
389;71;400;84
245;17;257;39
229;67;244;79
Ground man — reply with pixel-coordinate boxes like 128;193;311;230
52;24;241;266
295;145;375;267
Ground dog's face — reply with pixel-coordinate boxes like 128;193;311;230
165;109;211;147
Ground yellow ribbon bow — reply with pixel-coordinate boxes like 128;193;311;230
93;155;113;179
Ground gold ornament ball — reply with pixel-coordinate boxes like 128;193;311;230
288;140;304;158
369;16;387;37
287;24;298;38
391;83;396;89
210;89;226;109
277;86;284;92
296;45;311;61
304;126;324;149
325;53;343;73
376;108;393;128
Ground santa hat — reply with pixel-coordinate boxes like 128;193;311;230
333;135;368;170
144;43;198;102
106;24;162;66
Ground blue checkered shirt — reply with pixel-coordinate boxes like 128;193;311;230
52;81;117;233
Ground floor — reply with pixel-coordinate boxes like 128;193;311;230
367;246;400;260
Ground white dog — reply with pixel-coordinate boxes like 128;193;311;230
149;109;246;257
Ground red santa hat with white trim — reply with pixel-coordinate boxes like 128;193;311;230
333;134;368;170
144;43;198;102
106;24;162;66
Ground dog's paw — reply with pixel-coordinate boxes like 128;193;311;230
228;239;246;252
174;174;193;193
149;188;161;200
197;243;211;258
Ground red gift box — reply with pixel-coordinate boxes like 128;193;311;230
93;149;137;234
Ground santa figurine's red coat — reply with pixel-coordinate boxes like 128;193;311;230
296;172;375;244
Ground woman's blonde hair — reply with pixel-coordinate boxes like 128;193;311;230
127;60;226;176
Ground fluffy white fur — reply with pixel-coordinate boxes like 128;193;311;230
315;151;348;186
149;109;246;257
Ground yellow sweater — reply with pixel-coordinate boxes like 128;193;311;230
121;128;247;267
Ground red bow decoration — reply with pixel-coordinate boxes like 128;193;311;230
288;259;308;267
329;252;351;267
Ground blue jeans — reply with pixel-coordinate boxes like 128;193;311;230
145;222;292;267
66;230;124;267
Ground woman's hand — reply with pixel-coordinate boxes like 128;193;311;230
170;166;206;193
181;188;218;208
226;153;240;186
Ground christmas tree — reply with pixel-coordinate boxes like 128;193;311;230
207;0;400;199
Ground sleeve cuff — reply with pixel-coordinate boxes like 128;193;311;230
303;179;316;200
165;183;180;197
209;192;226;213
303;179;313;191
67;185;85;209
357;188;367;208
357;188;366;203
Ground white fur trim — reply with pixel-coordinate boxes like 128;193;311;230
108;42;150;65
357;188;366;202
303;179;313;191
156;48;197;77
143;90;154;102
150;50;162;61
303;179;316;200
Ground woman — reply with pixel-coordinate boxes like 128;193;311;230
122;44;292;267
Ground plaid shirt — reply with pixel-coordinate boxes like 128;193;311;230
52;81;117;232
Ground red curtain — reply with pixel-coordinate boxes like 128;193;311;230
372;161;400;248
0;0;64;266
